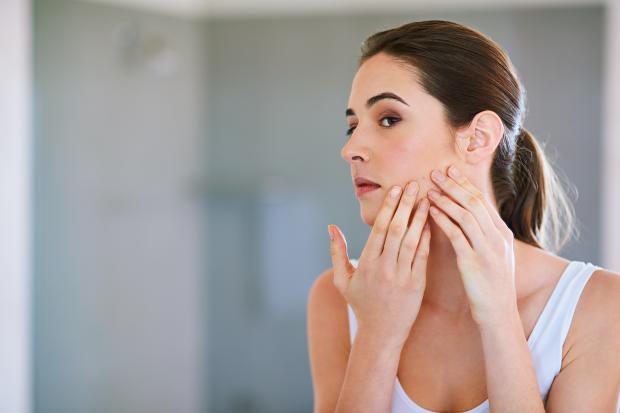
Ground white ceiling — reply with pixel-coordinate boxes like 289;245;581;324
77;0;604;18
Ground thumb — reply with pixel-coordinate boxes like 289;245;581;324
328;224;354;291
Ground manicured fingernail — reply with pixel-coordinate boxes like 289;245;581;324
427;189;440;200
405;181;418;196
430;206;440;215
390;186;402;198
431;170;445;182
327;225;334;241
449;165;461;177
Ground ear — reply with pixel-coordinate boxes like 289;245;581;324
455;110;505;164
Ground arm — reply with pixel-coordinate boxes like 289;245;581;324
335;327;404;413
307;269;406;413
307;270;351;413
544;269;620;412
478;304;546;412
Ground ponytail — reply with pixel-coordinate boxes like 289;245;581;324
496;127;580;253
359;20;580;253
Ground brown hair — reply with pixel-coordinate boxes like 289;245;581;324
359;20;579;253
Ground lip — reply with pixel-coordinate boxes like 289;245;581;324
354;176;381;187
353;176;382;198
355;185;381;197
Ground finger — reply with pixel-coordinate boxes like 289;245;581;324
410;222;431;284
382;181;419;261
397;197;429;272
445;165;511;237
328;224;355;291
427;189;489;251
431;167;501;240
359;185;402;261
429;206;477;257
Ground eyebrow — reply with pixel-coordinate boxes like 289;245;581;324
345;92;410;117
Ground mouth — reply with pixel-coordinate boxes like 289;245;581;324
355;185;381;197
353;176;382;197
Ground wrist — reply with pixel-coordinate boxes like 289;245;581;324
354;326;408;353
476;305;522;335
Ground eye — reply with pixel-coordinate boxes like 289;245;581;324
345;116;401;137
380;116;400;128
345;124;356;137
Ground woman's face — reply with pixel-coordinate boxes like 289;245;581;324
342;52;460;226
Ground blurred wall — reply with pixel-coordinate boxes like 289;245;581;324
204;6;602;413
32;1;603;413
603;0;620;271
33;1;208;412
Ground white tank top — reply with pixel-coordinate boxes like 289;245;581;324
346;259;602;413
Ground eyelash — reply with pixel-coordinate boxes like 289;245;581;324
345;116;401;137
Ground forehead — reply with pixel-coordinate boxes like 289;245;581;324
348;53;423;107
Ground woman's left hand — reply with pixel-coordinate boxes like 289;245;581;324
426;164;517;327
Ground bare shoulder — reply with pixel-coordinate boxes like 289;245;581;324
307;268;350;348
307;268;351;413
545;266;620;411
563;265;620;365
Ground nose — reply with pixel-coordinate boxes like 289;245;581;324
340;132;369;164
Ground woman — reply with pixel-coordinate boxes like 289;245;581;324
307;20;620;413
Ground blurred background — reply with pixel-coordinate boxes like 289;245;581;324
2;0;619;412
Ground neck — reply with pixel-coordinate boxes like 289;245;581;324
421;213;526;322
421;219;472;319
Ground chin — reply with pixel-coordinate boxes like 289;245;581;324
359;202;382;227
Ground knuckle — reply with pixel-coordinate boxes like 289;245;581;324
464;211;476;225
389;222;406;236
472;188;484;198
466;194;479;208
401;237;419;252
374;222;389;234
447;229;460;241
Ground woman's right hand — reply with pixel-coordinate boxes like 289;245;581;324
328;181;431;347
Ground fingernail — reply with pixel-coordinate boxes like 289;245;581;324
431;170;445;182
327;225;334;241
449;165;461;177
390;186;402;198
405;181;418;196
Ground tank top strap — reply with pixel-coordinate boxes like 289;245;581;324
346;258;360;344
527;261;602;350
557;262;603;342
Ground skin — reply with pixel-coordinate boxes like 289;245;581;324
342;51;526;321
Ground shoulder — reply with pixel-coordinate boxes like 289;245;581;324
307;268;350;351
307;268;351;411
308;268;349;330
545;266;620;411
576;266;620;332
564;266;620;364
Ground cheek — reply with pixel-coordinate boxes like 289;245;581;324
384;136;442;175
